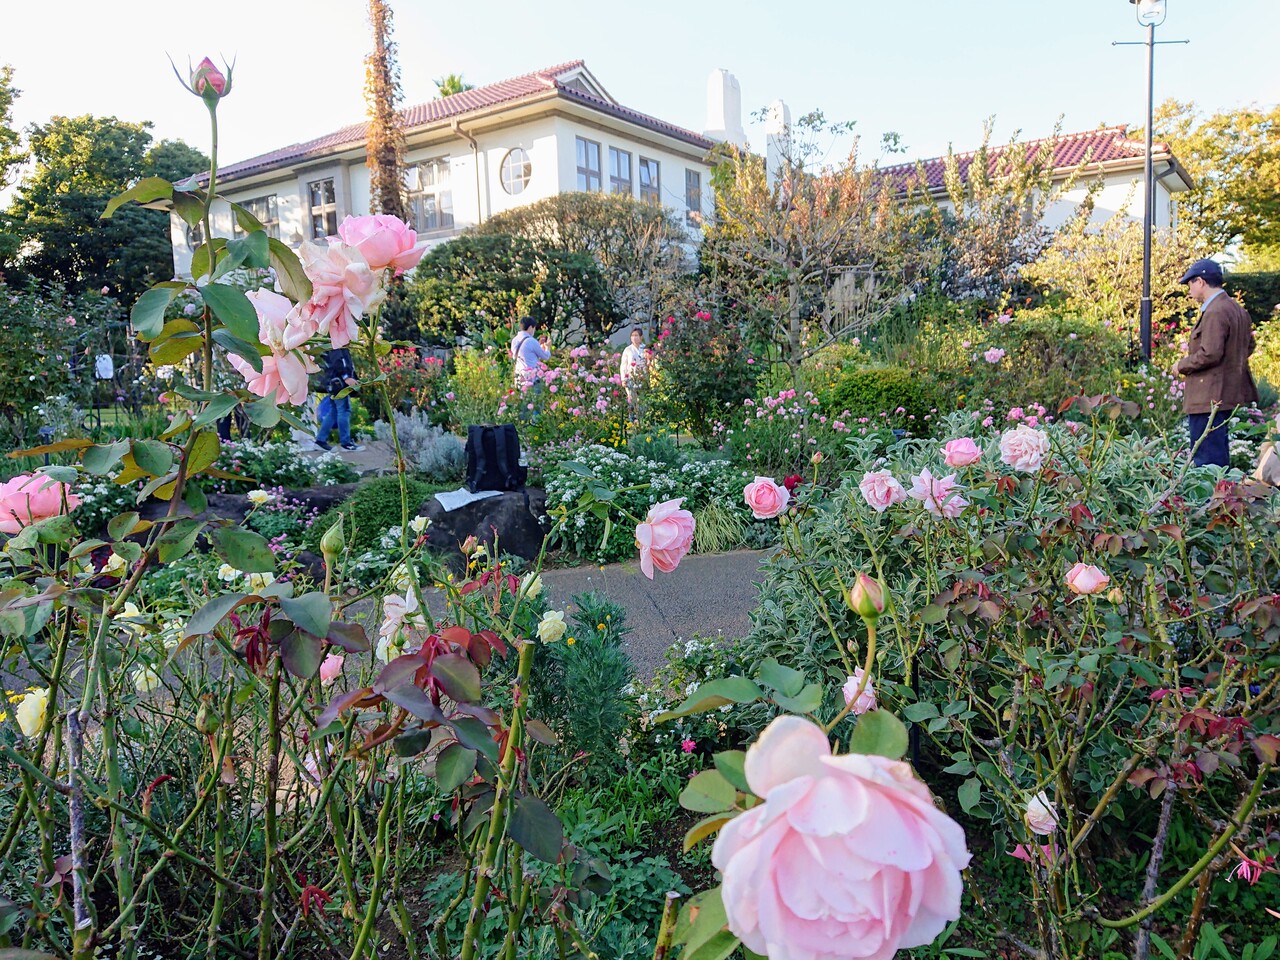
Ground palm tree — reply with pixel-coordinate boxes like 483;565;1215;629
434;73;475;98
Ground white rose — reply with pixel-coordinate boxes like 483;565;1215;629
246;489;272;506
520;573;542;600
1024;791;1059;836
999;424;1051;473
16;688;50;738
537;610;567;644
218;564;241;583
245;572;276;594
409;516;429;535
133;667;162;694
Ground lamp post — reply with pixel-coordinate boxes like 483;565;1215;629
1131;0;1165;363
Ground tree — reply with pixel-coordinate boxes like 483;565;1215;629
933;118;1096;301
407;234;619;346
0;65;24;191
478;192;690;337
434;73;474;98
1154;99;1280;251
703;111;929;386
364;0;407;221
4;116;206;297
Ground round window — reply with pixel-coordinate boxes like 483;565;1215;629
500;148;532;195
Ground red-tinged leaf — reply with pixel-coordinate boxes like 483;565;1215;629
1149;778;1167;799
280;629;325;679
383;684;445;722
455;702;500;726
1252;734;1280;764
316;687;372;729
432;653;482;703
468;638;492;669
438;625;471;647
476;629;508;658
525;718;558;745
326;620;369;653
1154;523;1184;541
459;581;482;595
1127;768;1158;787
374;653;428;694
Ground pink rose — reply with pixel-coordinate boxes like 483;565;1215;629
191;57;227;96
941;437;982;468
858;470;907;513
246;288;313;352
841;668;877;715
983;347;1006;364
1065;562;1109;596
635;498;695;579
712;716;971;960
999;424;1051;473
298;240;385;348
908;468;968;519
228;351;317;406
336;214;426;275
318;653;345;686
743;477;790;520
0;474;81;534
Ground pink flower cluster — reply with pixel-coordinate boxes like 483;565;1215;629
228;215;425;406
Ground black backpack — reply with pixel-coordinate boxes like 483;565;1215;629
465;424;527;493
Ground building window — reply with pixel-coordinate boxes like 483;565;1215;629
685;169;702;225
609;147;632;195
639;157;660;206
233;195;280;239
500;148;532;195
308;178;338;239
185;222;204;249
576;137;602;192
408;159;454;233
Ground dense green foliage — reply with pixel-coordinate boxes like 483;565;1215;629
309;474;431;552
822;364;937;433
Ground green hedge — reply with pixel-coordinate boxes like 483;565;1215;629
821;365;937;435
1227;271;1280;322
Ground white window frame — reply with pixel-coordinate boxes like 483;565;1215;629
232;195;280;239
407;159;455;233
684;169;702;225
609;147;632;195
500;148;532;196
576;137;602;192
307;178;338;239
639;157;660;206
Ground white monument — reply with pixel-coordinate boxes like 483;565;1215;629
703;69;750;151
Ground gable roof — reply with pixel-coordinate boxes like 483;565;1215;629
879;125;1192;194
214;60;712;184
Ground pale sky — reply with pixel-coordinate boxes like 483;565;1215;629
4;0;1279;184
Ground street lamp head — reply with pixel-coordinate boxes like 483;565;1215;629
1130;0;1167;27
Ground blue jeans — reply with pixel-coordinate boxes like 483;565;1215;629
316;395;351;446
1188;410;1231;467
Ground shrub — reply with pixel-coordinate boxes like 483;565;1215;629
649;308;756;442
375;411;465;483
1252;318;1280;400
692;501;745;554
718;387;855;478
308;474;432;553
213;439;359;492
448;346;509;428
374;347;448;416
494;345;629;451
821;364;937;435
1227;271;1280;323
528;593;634;782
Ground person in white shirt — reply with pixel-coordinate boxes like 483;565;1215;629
619;327;648;421
510;316;551;390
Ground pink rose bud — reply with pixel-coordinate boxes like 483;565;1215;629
1065;562;1110;596
941;437;982;468
841;668;877;714
191;57;227;97
1024;791;1059;836
318;653;344;686
845;573;885;622
811;451;824;466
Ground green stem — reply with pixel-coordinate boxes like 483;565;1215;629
258;659;282;960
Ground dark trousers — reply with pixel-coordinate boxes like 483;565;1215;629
317;395;352;446
1188;410;1231;467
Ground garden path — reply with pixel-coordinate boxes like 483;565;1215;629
524;548;771;679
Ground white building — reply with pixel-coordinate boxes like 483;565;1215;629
879;125;1194;230
170;61;722;277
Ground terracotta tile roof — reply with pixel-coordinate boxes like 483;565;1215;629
879;125;1177;194
214;59;709;183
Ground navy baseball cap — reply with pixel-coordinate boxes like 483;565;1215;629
1178;258;1223;285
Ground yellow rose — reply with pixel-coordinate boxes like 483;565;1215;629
537;610;566;644
16;687;50;738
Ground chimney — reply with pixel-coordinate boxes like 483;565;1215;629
765;99;791;190
704;69;749;150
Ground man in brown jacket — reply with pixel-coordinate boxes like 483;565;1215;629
1172;259;1258;467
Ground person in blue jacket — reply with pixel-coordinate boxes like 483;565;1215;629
315;348;363;452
